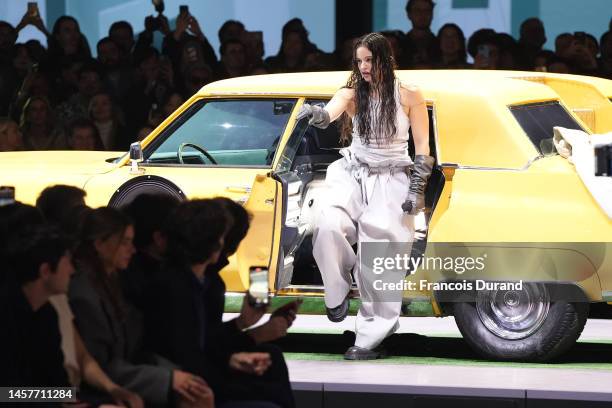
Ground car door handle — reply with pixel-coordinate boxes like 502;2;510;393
225;185;252;193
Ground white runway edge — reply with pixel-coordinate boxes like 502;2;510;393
224;313;612;400
224;313;612;342
288;360;612;401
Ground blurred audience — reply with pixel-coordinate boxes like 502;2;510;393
0;2;609;154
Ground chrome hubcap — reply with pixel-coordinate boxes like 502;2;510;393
476;283;550;340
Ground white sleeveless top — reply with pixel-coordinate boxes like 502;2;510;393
341;80;412;169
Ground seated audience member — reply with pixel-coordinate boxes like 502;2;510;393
265;30;308;73
56;62;104;127
146;198;297;408
215;39;249;79
49;294;144;407
435;24;469;69
121;193;180;311
380;30;407;68
136;124;154;141
467;29;501;70
69;207;213;407
0;202;45;287
67;118;104;150
182;62;213;98
36;184;87;227
516;17;548;70
20;95;66;150
47;15;92;66
547;57;571;74
534;50;557;71
109;21;135;62
89;91;128;150
402;0;439;68
0;117;24;151
0;225;72;387
148;90;184;127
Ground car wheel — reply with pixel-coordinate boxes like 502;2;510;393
453;283;588;362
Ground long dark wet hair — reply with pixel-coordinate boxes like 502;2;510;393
341;32;398;145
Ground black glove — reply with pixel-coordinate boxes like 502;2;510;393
402;155;435;215
296;103;330;129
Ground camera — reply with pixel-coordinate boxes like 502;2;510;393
27;2;39;18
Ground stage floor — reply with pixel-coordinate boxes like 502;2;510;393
225;313;612;407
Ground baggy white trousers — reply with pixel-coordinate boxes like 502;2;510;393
312;157;415;350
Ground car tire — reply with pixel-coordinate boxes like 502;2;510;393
453;283;589;362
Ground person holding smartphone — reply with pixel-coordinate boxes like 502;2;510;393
145;199;296;408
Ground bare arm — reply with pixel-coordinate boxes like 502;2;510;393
324;87;354;122
75;326;144;408
74;326;117;392
401;85;430;156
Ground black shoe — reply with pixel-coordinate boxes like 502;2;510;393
343;345;387;360
326;297;350;322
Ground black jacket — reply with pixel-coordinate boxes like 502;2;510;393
144;259;254;388
0;283;69;387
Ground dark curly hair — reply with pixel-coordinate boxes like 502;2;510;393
341;32;397;145
123;193;180;250
213;197;252;256
164;199;232;265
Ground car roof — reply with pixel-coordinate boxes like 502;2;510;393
200;70;560;105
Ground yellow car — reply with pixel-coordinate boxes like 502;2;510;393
2;70;611;362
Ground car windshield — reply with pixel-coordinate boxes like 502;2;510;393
146;98;296;166
510;101;585;156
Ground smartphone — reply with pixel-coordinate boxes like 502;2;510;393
27;2;39;18
0;186;16;207
248;266;270;308
179;5;189;16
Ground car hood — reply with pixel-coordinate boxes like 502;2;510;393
0;150;125;176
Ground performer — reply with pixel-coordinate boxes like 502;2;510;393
297;32;433;360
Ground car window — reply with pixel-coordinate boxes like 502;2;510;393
145;98;296;167
510;101;584;155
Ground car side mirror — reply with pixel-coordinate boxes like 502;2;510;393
129;142;145;175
